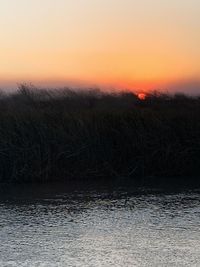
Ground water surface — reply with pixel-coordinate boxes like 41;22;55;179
0;184;200;267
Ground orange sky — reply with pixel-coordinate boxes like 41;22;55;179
0;0;200;93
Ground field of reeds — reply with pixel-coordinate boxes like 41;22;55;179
0;84;199;187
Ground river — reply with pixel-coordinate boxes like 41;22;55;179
0;183;200;266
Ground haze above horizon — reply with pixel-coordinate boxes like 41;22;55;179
0;0;200;93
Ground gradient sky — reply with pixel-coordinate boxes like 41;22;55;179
0;0;200;93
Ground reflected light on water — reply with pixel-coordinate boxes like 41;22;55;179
0;186;200;267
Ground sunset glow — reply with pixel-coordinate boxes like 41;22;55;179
0;0;200;93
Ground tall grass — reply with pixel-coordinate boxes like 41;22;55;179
0;84;200;186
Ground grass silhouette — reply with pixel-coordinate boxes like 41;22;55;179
0;84;199;187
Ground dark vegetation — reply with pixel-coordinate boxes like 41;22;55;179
0;84;200;187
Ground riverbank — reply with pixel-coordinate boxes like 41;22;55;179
0;85;200;185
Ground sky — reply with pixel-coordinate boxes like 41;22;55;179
0;0;200;93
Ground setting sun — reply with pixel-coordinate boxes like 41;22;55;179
138;93;147;100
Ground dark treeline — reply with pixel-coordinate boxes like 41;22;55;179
0;84;200;187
